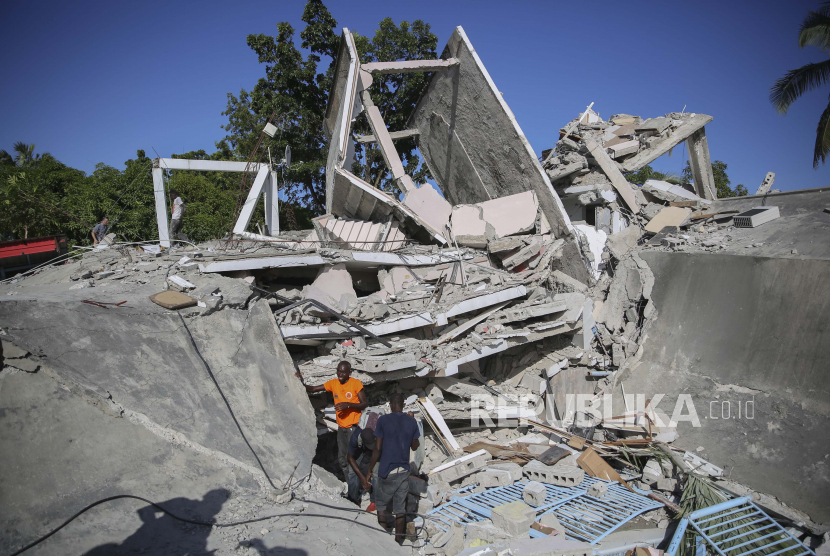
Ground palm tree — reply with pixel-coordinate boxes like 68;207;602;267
13;142;37;167
770;2;830;167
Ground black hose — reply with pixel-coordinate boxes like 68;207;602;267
6;494;430;556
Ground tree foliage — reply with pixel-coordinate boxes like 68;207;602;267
682;160;747;198
770;1;830;167
219;0;437;207
625;165;681;185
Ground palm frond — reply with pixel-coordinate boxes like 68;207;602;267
770;59;830;113
800;4;830;52
813;94;830;167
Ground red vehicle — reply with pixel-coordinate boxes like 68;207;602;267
0;235;68;279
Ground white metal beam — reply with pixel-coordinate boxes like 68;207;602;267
152;168;170;247
155;158;266;172
233;166;270;234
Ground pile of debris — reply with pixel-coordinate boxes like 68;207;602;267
2;23;828;556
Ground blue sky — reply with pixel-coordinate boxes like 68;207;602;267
2;0;829;193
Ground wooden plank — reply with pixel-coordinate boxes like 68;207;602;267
585;139;639;212
576;447;635;492
419;397;461;451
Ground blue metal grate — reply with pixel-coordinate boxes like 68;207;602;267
667;497;816;556
531;478;663;544
453;481;585;518
426;475;661;543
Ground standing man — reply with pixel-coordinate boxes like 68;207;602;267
91;216;109;246
169;190;185;240
367;393;420;545
300;361;368;485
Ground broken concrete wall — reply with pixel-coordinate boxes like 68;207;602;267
0;294;317;488
621;251;830;522
408;26;573;241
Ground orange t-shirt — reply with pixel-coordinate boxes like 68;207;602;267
324;377;364;428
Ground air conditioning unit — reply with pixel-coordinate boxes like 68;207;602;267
733;206;779;228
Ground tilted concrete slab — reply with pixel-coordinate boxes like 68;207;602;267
407;27;574;240
0;294;317;487
329;169;447;245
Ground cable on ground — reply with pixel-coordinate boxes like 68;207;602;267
6;494;431;556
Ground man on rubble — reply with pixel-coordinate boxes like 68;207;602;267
299;361;368;487
367;393;420;545
91;216;109;246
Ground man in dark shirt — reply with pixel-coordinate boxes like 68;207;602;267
346;426;377;509
367;393;420;544
91;217;109;246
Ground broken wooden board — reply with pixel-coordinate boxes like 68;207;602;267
576;447;634;491
644;206;691;233
149;290;197;310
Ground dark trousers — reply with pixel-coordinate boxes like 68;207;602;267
346;452;376;504
336;426;355;482
170;218;183;240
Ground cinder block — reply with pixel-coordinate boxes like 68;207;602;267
522;460;584;487
522;481;547;506
431;451;491;484
587;482;608;498
488;462;523;482
425;383;444;404
656;478;679;492
464;520;510;544
417;497;434;514
477;469;513;488
491;500;537;537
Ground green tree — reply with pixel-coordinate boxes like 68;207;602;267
770;1;830;167
220;0;437;213
625;165;681;185
682;160;747;198
350;18;437;192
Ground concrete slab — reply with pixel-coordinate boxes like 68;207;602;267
0;295;317;487
408;26;574;240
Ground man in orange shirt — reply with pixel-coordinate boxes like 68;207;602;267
300;361;368;485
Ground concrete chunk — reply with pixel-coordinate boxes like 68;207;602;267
644;207;691;233
1;340;29;359
425;383;444;405
491;500;537;537
304;263;357;312
478;468;513;487
488;462;523;482
522;481;547;506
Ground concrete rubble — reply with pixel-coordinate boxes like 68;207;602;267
2;24;829;556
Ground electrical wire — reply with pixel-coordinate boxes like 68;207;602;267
6;494;430;556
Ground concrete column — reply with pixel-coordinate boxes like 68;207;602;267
152;167;170;248
264;169;280;236
233;165;270;234
686;127;716;200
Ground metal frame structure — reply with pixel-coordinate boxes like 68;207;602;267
666;497;816;556
427;477;661;543
152;158;278;247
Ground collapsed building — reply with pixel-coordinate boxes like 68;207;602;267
1;25;829;556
